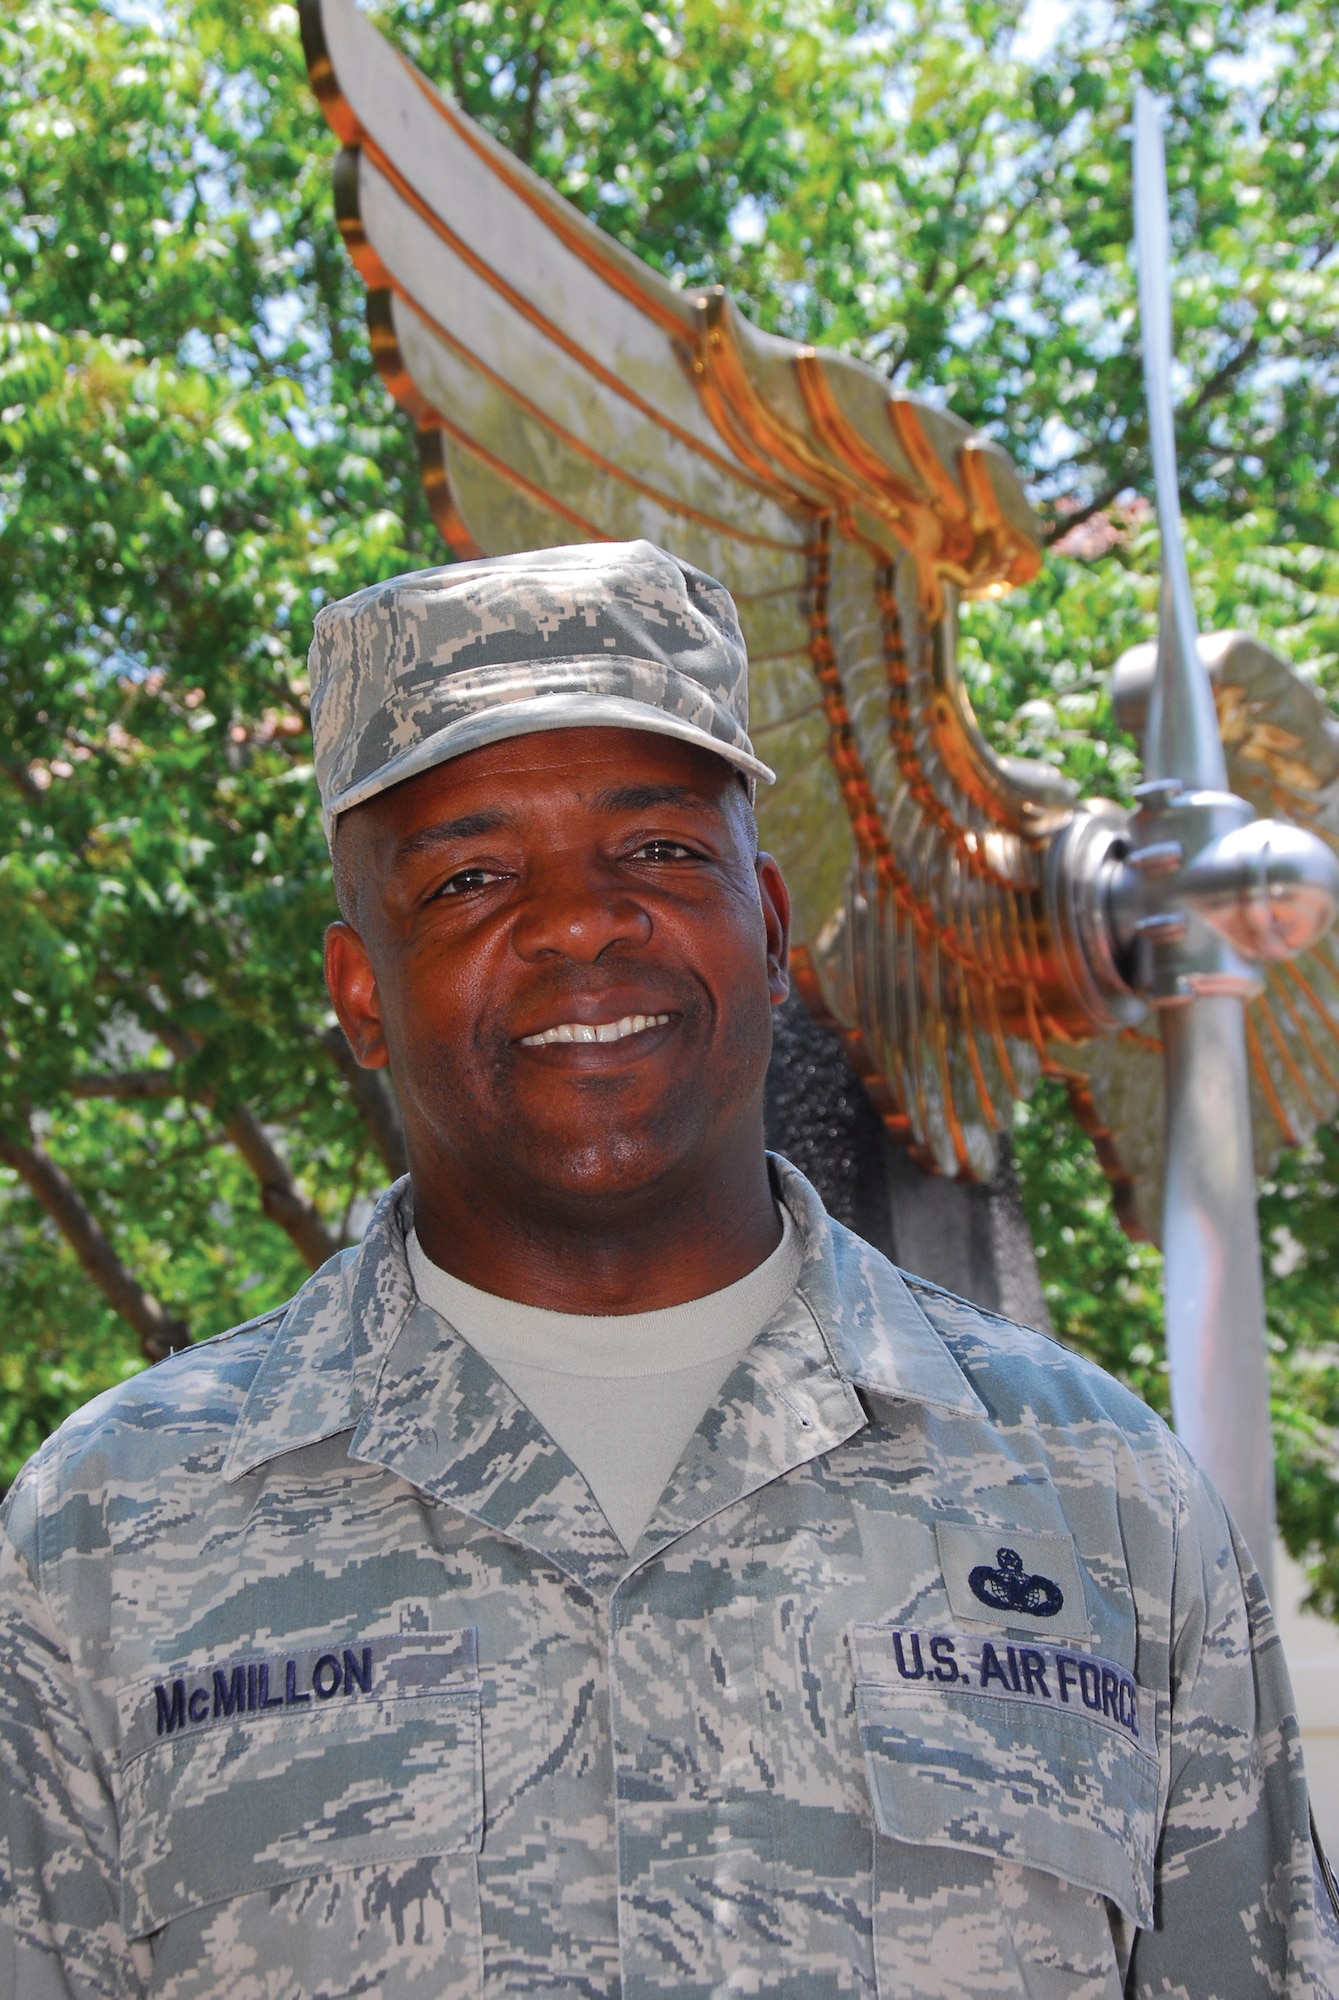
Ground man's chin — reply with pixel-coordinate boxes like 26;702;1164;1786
493;1123;702;1213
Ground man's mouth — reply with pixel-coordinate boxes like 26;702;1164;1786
518;1012;672;1048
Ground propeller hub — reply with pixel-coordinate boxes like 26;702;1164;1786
1097;785;1339;1006
1180;816;1339;962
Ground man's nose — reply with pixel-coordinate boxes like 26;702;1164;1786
510;865;653;963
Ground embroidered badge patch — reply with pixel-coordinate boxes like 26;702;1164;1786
935;1522;1091;1639
969;1545;1065;1618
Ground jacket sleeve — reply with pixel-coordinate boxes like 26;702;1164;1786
1129;1438;1339;1999
0;1456;143;2000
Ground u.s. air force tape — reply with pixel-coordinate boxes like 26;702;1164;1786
852;1624;1157;1756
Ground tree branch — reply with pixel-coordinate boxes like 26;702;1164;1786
1042;476;1127;547
218;1102;341;1270
515;0;562;166
320;1026;408;1180
68;1070;179;1100
1041;320;1267;546
72;1028;405;1230
2;755;43;802
0;1129;191;1362
153;1018;340;1271
1185;327;1263;418
919;118;992;304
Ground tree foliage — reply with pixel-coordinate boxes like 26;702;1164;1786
2;0;1337;1606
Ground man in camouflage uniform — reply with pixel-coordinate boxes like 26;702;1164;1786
2;539;1336;1999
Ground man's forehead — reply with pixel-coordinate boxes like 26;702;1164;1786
347;726;743;854
414;726;729;802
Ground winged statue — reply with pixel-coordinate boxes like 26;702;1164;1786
298;0;1339;1568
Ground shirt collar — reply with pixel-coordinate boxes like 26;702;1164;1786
222;1157;985;1540
773;1157;986;1420
221;1177;419;1484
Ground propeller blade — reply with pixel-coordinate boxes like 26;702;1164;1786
1133;86;1226;792
1132;86;1275;1585
1159;1003;1275;1578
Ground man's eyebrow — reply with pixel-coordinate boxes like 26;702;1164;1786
392;810;510;862
592;783;720;814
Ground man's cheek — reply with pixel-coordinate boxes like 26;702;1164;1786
396;1028;493;1123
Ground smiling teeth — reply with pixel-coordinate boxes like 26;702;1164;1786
520;1013;670;1047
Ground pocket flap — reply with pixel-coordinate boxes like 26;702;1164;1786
853;1623;1160;1928
116;1630;481;1938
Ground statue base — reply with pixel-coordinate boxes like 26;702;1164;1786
765;995;1051;1333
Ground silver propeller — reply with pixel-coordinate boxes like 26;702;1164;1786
1121;87;1339;1586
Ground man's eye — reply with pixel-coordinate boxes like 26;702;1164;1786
634;839;697;862
438;866;505;897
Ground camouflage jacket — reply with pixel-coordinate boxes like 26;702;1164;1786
2;1158;1336;1999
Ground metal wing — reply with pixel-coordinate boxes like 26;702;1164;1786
1057;631;1339;1241
298;0;1143;1181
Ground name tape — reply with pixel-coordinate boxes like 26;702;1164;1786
853;1624;1157;1756
123;1630;478;1765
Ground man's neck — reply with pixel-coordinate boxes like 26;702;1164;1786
407;1139;782;1314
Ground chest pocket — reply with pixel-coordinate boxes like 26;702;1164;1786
853;1623;1161;1998
115;1629;482;1942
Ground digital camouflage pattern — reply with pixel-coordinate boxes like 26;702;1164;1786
307;539;772;835
1;1158;1337;1998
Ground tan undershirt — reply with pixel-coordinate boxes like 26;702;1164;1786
406;1210;802;1552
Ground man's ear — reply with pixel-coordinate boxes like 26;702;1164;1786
324;922;390;1069
756;852;791;1007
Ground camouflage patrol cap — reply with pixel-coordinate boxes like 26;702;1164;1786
308;539;774;836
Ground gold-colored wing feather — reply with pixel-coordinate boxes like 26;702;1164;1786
300;0;1131;1181
1056;632;1339;1240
